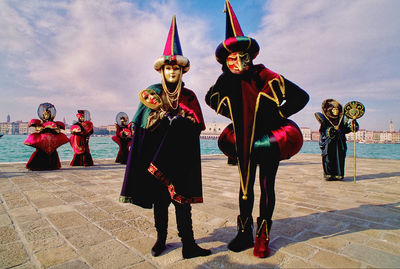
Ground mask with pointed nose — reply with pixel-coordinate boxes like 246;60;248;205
226;52;251;74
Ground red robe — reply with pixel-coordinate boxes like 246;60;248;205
24;119;69;170
70;121;94;166
112;123;133;164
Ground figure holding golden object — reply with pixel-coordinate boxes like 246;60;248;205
315;99;359;181
112;112;133;164
119;16;210;259
24;103;69;170
344;101;365;183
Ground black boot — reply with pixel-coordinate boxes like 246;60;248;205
151;233;167;257
152;201;168;257
182;239;212;259
176;203;211;259
228;215;254;252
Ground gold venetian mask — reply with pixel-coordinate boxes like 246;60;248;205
163;64;182;83
226;52;251;74
42;109;51;120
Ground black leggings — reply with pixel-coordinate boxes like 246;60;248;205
239;150;279;220
153;185;194;241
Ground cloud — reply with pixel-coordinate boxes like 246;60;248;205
1;0;399;131
0;0;218;125
253;0;400;130
0;1;34;55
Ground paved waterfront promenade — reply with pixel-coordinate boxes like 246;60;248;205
1;154;400;268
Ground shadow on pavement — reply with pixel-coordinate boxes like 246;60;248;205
200;202;400;255
342;171;400;181
196;254;274;269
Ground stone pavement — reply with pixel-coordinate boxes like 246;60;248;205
1;153;400;269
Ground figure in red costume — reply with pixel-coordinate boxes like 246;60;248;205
70;110;94;166
24;103;69;170
206;0;309;258
112;112;132;164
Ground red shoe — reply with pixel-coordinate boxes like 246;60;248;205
253;218;272;258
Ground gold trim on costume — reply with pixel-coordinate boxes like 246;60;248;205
216;96;248;198
222;41;233;54
226;0;237;37
209;91;222;114
279;75;286;98
210;92;220;103
170;16;175;55
265;75;285;106
246;37;251;51
314;112;323;124
215;75;287;200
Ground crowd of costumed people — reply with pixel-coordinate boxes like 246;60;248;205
24;103;132;170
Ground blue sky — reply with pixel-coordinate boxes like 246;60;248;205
1;0;399;131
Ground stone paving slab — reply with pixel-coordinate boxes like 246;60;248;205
1;154;400;268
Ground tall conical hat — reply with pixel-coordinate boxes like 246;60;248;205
216;0;259;64
154;15;190;73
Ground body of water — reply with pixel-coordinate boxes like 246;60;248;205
0;135;399;163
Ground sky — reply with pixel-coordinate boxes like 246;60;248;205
1;0;399;132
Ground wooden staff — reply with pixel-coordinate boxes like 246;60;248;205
344;101;365;183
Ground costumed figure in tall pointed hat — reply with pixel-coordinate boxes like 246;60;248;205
119;16;211;259
24;103;69;170
70;110;94;166
206;0;309;258
112;112;133;164
315;99;359;181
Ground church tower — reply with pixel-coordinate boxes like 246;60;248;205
389;120;394;132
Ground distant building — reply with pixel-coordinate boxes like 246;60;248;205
0;122;9;134
392;132;400;143
201;122;227;139
311;131;320;141
300;127;311;141
94;124;116;135
104;124;116;133
18;121;29;135
7;114;10;123
390;120;394;133
0;121;30;135
1;118;399;143
365;130;374;143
